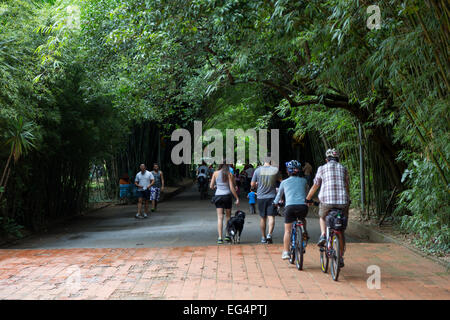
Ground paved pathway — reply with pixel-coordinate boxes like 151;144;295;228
7;185;347;249
0;244;448;300
0;185;448;300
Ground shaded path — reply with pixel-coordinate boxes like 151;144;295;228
6;185;354;249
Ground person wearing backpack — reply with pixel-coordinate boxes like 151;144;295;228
306;149;350;267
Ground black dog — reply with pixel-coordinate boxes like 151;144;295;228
226;210;246;244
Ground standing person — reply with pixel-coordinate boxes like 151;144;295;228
242;164;249;193
245;164;255;181
303;161;313;187
197;161;209;192
251;155;280;244
273;161;309;260
235;168;241;195
119;173;131;205
210;160;240;244
207;164;215;178
247;187;257;214
135;164;154;219
150;163;164;212
306;149;350;267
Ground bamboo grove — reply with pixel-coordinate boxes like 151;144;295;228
0;0;448;254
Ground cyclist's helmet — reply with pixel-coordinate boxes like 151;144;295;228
325;148;340;158
285;160;301;175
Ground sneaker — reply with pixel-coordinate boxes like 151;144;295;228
266;234;273;244
317;234;326;247
135;213;143;219
142;212;148;218
224;236;231;243
282;251;290;260
217;238;223;244
339;257;345;268
261;237;267;244
151;208;155;212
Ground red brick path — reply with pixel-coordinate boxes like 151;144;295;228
0;243;448;300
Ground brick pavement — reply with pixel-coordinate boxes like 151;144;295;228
0;243;448;300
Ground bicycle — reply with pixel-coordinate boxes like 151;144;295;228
288;217;308;270
319;208;347;281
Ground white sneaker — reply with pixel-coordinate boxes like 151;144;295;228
282;251;290;260
135;213;143;219
143;213;148;218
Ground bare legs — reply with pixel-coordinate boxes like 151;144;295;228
217;208;231;239
137;198;149;215
260;216;275;238
283;223;292;252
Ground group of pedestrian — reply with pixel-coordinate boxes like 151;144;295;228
210;149;350;265
133;163;165;219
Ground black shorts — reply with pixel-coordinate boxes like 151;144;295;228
137;189;150;200
214;194;232;209
257;198;276;217
284;204;308;224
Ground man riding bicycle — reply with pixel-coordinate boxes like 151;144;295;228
305;149;350;267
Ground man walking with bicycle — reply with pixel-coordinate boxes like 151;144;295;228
306;149;350;267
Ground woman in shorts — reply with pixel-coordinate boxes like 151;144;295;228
210;161;240;244
274;160;309;260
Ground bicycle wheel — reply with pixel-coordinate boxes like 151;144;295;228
320;246;328;273
330;234;341;281
295;225;304;270
289;226;295;264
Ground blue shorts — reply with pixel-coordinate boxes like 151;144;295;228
137;189;150;200
150;186;161;201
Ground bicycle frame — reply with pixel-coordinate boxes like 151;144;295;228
291;220;305;249
321;225;345;281
289;218;307;270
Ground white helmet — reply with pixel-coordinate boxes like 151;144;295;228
326;148;339;158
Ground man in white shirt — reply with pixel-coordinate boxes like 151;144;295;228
135;164;154;219
245;165;255;179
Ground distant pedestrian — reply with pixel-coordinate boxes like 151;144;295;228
150;163;164;212
247;187;257;214
135;164;154;219
303;162;313;187
235;168;241;195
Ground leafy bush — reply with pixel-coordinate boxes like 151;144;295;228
0;216;24;239
395;159;449;255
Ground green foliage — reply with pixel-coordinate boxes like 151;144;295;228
0;216;24;238
395;159;449;254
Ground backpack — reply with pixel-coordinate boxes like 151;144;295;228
326;209;348;231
